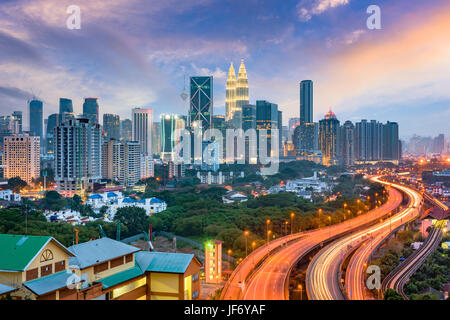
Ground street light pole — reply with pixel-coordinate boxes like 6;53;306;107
244;231;249;257
290;213;295;235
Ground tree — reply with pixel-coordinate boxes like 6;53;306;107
114;207;148;237
7;177;28;193
41;191;67;211
383;288;403;300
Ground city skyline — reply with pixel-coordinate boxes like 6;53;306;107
0;0;449;138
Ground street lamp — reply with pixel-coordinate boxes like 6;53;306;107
284;221;288;235
244;231;249;257
252;241;256;252
297;284;303;300
227;249;232;269
318;208;323;228
267;230;272;243
266;219;271;241
290;213;295;234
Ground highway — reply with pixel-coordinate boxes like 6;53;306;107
381;220;445;299
234;178;403;300
306;178;423;300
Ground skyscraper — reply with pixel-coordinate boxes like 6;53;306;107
120;119;132;141
234;59;249;129
54;118;102;197
132;108;153;156
355;120;383;162
294;122;318;154
189;76;213;131
339;120;355;166
225;62;237;122
59;98;74;125
160;114;186;161
300;80;313;124
3;134;40;185
382;121;400;161
103;114;120;141
242;104;256;131
319;109;340;166
152;121;161;157
83;98;99;124
29;99;43;142
256;100;279;157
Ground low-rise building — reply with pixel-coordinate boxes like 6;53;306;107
0;234;202;300
222;192;248;204
0;189;21;202
85;191;167;218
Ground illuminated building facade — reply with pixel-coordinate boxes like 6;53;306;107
3;134;40;184
160;114;186;161
204;240;223;284
319;109;340;166
225;62;237;122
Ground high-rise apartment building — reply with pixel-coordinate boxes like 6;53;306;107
3;134;40;184
382;121;400;161
83;98;99;124
103;114;120;141
132;108;153;156
152;121;161;157
319;109;340;166
339;120;355;166
300;80;313;124
189;76;213;131
54;118;102;197
355;120;383;162
102;140;141;186
29;99;43;142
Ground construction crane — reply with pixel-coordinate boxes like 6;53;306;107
98;225;107;238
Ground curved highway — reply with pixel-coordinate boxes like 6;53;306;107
237;178;403;300
306;178;422;300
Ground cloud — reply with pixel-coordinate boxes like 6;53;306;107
296;0;350;21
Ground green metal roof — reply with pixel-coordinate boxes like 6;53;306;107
23;271;82;296
97;266;144;289
0;234;51;271
135;251;196;274
0;234;74;271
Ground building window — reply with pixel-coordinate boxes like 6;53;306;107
94;262;109;274
26;268;38;281
125;254;133;263
110;256;124;268
40;263;53;277
54;260;65;272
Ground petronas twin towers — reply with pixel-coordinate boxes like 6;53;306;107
225;59;249;128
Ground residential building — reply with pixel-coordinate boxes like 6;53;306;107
102;140;141;187
340;120;355;166
132;108;153;156
3;134;40;184
318;109;340;166
54;118;102;197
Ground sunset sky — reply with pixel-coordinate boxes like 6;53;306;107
0;0;449;138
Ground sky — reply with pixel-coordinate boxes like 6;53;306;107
0;0;449;139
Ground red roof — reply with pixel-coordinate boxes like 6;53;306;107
421;207;450;220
